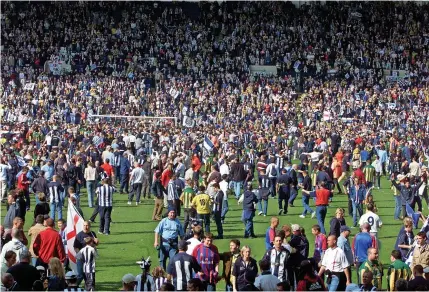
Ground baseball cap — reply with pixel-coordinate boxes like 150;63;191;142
122;273;136;284
178;240;189;251
65;271;77;280
167;206;176;213
291;224;300;232
340;225;351;233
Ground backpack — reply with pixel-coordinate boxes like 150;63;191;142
270;165;277;177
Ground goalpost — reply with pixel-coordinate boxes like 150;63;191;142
88;114;178;126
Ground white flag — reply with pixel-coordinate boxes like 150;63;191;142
66;200;84;273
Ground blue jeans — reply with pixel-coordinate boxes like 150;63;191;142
86;181;96;208
257;199;268;215
242;210;255;237
76;259;84;286
327;274;340;292
231;181;242;199
206;283;216;291
221;200;229;220
50;201;63;221
34;194;40;205
301;195;313;215
159;242;177;270
31;257;37;266
316;206;327;234
351;201;363;227
288;188;298;205
225;284;233;291
394;195;402;219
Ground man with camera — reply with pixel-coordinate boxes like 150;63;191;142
318;235;351;291
154;206;185;269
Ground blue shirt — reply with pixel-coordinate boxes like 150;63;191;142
337;235;353;265
154;218;184;241
353;232;373;262
41;165;54;181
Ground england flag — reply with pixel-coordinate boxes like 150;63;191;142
66;200;85;273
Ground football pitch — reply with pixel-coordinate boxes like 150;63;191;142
2;176;410;290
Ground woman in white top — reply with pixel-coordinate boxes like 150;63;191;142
84;162;97;208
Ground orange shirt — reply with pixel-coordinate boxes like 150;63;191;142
332;161;342;179
335;151;344;163
161;169;172;188
315;188;331;206
101;163;114;177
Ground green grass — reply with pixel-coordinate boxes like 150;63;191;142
1;176;410;290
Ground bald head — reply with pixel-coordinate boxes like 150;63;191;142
1;273;14;288
45;218;54;227
327;235;337;248
361;222;370;232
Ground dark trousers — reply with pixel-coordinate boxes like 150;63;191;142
142;177;151;198
129;183;142;202
214;212;223;238
120;173;129;193
99;206;112;234
278;187;290;213
183;208;191;232
197;213;211;233
89;198;99;221
84;272;95;291
411;196;422;212
115;166;121;184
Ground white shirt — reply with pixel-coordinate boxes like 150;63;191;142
359;211;382;233
265;163;278;178
130;167;145;184
186;238;201;255
220;180;229;201
219;163;229;176
0;163;12;181
0;238;28;265
321;247;349;272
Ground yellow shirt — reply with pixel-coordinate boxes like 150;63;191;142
191;193;211;214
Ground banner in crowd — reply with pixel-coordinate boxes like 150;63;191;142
23;83;36;91
249;65;277;76
182;116;195;128
66;201;85;273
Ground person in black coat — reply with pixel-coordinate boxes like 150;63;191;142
7;250;40;291
232;246;259;291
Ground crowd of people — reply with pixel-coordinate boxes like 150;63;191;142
2;1;429;291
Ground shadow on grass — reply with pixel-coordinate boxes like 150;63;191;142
96;281;122;291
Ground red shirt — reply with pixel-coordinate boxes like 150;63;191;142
33;227;66;264
353;168;366;185
101;163;114;177
161;169;172;188
315;188;331;206
17;173;29;191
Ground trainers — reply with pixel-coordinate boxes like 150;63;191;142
135;202;139;205
299;215;306;218
98;231;103;235
311;212;316;219
127;201;131;205
263;214;266;217
278;209;283;215
258;211;263;216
